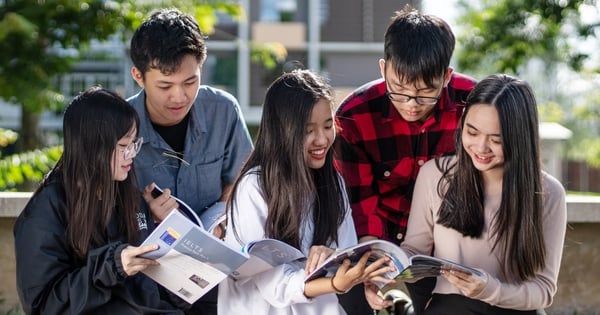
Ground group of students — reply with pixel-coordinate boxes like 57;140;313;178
13;5;566;315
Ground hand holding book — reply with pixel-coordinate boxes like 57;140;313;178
398;254;484;282
139;211;306;304
148;184;226;238
304;245;336;276
305;239;484;288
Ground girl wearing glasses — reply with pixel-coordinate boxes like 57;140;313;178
14;87;187;314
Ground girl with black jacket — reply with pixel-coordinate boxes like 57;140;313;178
14;87;188;314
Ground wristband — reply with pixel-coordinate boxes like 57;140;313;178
330;276;349;294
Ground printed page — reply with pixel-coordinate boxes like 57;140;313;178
304;239;410;283
143;251;227;304
140;210;249;303
232;238;305;279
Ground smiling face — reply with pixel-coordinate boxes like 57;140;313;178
111;128;139;181
131;54;201;126
304;98;335;169
461;104;505;176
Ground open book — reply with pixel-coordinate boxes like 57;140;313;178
139;210;304;304
232;238;305;279
305;239;483;287
151;185;226;236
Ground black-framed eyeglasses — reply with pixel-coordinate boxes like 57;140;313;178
121;137;143;160
385;80;444;106
386;91;441;106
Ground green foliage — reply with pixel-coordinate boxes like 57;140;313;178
0;146;62;191
562;86;600;167
0;1;284;190
251;42;287;70
119;1;244;35
0;1;245;151
456;0;597;75
0;1;135;111
455;0;600;169
538;101;566;123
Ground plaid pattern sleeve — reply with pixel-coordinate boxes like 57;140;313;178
334;74;476;243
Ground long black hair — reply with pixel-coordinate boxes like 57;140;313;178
228;70;347;249
50;87;141;261
436;74;544;281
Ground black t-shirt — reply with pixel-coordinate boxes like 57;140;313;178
151;114;189;154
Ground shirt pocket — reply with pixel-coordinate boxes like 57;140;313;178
193;157;224;206
373;158;415;194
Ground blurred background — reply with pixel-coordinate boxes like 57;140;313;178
1;1;599;314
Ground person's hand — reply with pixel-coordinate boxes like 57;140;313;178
364;281;393;310
144;183;178;222
305;245;335;275
330;251;396;293
120;244;160;276
442;268;488;297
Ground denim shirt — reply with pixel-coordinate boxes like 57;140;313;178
128;86;253;214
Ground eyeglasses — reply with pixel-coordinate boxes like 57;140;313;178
121;137;143;160
386;85;443;106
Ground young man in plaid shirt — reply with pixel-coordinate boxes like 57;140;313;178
334;6;477;315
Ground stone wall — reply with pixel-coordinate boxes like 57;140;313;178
0;218;17;312
0;193;599;313
548;222;600;314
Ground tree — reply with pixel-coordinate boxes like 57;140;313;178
0;1;255;190
0;0;245;152
1;1;129;152
455;0;600;169
456;0;598;76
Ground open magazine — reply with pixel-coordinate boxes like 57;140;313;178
232;238;305;279
304;239;483;287
151;185;226;235
139;210;304;304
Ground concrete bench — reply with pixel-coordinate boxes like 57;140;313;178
0;193;598;314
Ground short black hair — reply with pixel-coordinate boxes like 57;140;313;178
384;5;455;88
130;8;207;76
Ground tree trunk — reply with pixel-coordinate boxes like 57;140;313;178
18;106;42;152
17;106;42;191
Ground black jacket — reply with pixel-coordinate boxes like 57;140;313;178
14;173;188;314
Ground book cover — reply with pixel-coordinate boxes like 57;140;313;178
139;211;306;302
140;210;247;304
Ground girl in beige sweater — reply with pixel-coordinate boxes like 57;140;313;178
368;74;567;314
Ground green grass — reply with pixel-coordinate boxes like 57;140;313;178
567;191;600;197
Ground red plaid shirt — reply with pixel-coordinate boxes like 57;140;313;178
334;73;476;244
